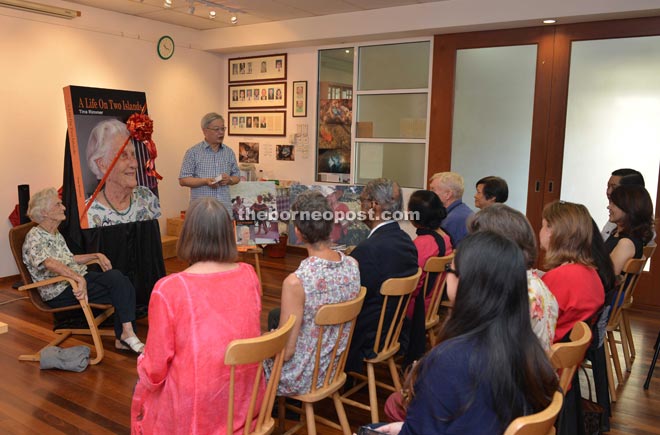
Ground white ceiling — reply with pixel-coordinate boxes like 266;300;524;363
63;0;448;30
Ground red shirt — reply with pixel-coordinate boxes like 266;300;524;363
542;263;604;342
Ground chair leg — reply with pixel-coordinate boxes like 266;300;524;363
81;303;106;365
278;396;286;432
607;331;624;384
644;330;660;390
623;310;636;361
604;338;617;402
304;402;317;435
332;392;352;435
619;324;632;372
387;357;402;391
367;362;379;423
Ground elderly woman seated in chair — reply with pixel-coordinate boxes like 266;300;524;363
22;188;144;353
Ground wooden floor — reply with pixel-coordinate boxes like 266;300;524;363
0;250;659;434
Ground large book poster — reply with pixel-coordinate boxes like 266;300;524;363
63;86;160;229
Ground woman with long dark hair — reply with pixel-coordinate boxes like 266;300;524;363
377;231;558;434
605;184;654;275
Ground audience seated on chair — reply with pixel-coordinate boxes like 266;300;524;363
604;184;653;278
404;189;453;363
22;188;143;354
467;204;557;350
428;172;473;246
264;190;361;395
345;178;418;374
378;232;558;434
473;175;509;210
539;201;605;343
131;197;262;435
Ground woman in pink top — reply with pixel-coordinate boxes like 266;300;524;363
131;198;263;435
539;201;605;342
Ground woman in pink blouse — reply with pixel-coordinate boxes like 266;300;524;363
131;198;263;435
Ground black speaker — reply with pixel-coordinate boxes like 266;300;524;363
18;184;30;224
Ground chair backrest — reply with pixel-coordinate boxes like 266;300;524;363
421;254;454;326
548;321;592;392
8;222;56;311
225;315;296;435
306;287;367;394
642;243;656;262
503;391;563;435
373;268;422;357
610;257;645;320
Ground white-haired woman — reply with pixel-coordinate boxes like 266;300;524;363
86;118;160;228
22;188;144;353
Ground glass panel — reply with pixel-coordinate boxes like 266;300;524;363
358;42;430;90
356;142;426;188
318;48;354;182
450;45;537;214
561;36;660;248
356;94;427;139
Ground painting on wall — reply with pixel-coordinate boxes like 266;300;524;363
276;144;294;161
229;181;279;245
317;98;352;175
287;184;368;247
229;82;286;110
228;53;287;83
239;142;259;163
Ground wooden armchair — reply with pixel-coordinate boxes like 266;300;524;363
341;268;422;423
8;222;115;365
503;391;563;435
604;257;645;400
278;287;367;435
622;243;655;365
421;254;454;347
548;321;592;393
225;315;295;435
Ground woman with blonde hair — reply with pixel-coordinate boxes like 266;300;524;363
131;197;262;434
539;201;605;342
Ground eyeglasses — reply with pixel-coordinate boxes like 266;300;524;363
206;126;226;132
445;263;459;277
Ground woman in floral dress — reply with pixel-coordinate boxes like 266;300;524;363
265;190;360;395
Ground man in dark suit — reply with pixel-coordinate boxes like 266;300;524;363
346;178;418;374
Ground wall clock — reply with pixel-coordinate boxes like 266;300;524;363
157;35;175;60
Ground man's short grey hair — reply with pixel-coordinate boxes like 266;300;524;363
27;187;58;224
364;178;402;214
201;112;224;129
430;172;465;198
86;119;129;179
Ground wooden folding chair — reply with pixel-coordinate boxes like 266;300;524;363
622;243;655;365
503;391;563;435
548;321;592;393
421;254;454;347
603;257;645;401
8;222;115;365
278;287;366;435
225;315;295;435
341;268;421;423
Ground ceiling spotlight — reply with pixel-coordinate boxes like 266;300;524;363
345;49;350;54
209;10;216;19
543;19;557;24
163;0;172;8
188;5;195;14
231;15;237;24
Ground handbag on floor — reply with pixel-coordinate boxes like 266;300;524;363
580;366;604;435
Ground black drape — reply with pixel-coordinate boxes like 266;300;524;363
60;136;165;308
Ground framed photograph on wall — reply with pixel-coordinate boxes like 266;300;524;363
228;53;287;83
228;111;286;136
229;82;286;110
292;80;307;117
